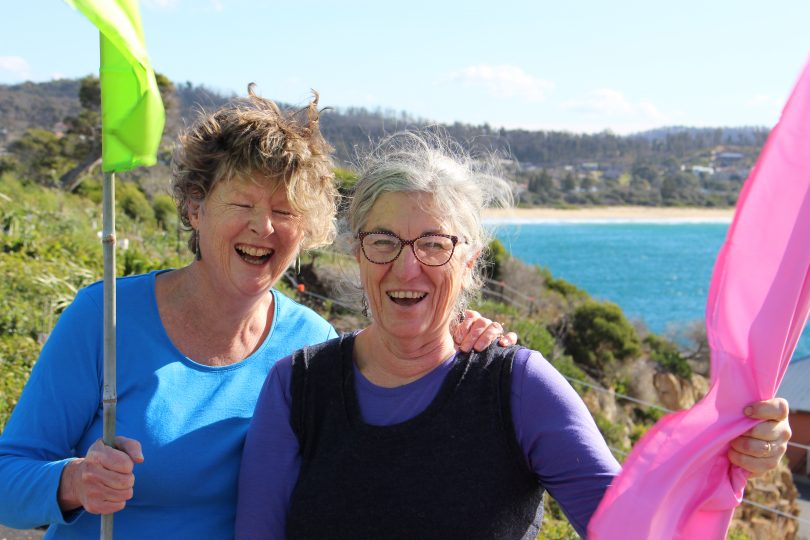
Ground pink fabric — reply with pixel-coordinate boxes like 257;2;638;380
588;54;810;540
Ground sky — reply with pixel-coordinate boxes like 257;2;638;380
2;0;810;134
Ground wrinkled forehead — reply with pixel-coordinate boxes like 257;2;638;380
365;191;452;230
210;171;287;199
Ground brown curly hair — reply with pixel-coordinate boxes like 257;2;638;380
171;85;338;253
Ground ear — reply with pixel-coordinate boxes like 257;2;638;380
466;249;481;270
462;250;481;288
188;199;202;229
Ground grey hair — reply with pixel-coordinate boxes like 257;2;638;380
343;130;514;318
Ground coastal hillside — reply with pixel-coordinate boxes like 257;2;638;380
0;78;796;539
0;168;797;538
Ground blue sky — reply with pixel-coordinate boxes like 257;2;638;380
2;0;809;134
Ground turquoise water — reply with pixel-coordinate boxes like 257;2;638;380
492;222;810;360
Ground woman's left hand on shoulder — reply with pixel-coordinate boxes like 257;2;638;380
452;310;518;352
728;397;791;476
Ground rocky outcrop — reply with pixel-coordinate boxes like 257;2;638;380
652;371;709;410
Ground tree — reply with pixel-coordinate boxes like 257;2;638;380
8;128;72;186
563;300;641;379
60;73;175;191
561;172;578;193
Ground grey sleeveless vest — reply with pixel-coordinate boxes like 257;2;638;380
286;334;544;539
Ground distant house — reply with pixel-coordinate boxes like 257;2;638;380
691;165;715;176
715;151;745;167
602;167;624;181
777;356;810;475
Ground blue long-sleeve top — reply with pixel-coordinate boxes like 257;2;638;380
236;347;621;539
0;270;336;539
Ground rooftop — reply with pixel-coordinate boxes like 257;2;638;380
778;356;810;413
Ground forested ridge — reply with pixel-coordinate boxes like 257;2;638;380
1;77;768;207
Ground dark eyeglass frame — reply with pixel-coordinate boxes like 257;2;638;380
357;231;461;267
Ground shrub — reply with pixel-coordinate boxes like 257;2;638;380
334;167;358;191
563;300;641;377
482;238;509;281
116;181;154;223
645;334;692;379
0;335;42;430
508;319;555;357
539;267;587;301
592;412;627;453
152;193;177;230
75;177;102;203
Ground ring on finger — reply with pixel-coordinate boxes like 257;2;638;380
763;441;773;456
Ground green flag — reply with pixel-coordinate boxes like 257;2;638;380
66;0;165;172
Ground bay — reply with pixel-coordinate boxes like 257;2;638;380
491;221;810;360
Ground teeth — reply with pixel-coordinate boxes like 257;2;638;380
237;245;272;257
388;291;427;299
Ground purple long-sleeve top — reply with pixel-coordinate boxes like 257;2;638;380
236;348;620;539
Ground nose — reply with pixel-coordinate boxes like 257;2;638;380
250;210;275;237
391;244;422;279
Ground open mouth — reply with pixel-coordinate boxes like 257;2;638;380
235;244;274;266
387;290;427;306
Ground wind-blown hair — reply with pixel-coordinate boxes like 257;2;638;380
171;85;338;252
345;130;514;316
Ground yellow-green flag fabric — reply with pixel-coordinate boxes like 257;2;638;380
66;0;165;172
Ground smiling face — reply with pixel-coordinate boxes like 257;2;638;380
189;172;303;300
357;191;475;346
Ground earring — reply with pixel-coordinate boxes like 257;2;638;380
361;295;369;318
294;255;301;275
195;231;202;261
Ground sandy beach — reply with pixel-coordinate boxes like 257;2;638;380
482;206;735;223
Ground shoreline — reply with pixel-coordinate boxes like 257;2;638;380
482;206;735;223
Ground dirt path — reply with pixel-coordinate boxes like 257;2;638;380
0;526;44;540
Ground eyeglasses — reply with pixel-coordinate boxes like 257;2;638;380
357;231;462;266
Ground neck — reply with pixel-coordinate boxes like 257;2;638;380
182;262;271;325
354;324;457;387
157;263;273;365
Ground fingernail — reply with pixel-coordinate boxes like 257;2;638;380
744;406;753;416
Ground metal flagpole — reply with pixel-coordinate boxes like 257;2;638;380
101;170;117;540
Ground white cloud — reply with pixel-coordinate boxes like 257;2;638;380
51;72;66;80
444;65;554;103
561;88;671;130
0;56;32;81
562;88;634;115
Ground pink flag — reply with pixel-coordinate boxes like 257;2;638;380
588;54;810;540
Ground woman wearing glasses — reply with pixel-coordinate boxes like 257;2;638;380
235;132;791;539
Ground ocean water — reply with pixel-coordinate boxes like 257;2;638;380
490;221;810;360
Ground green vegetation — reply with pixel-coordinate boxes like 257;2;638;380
482;238;509;282
0;173;187;428
645;334;692;379
563;300;642;379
